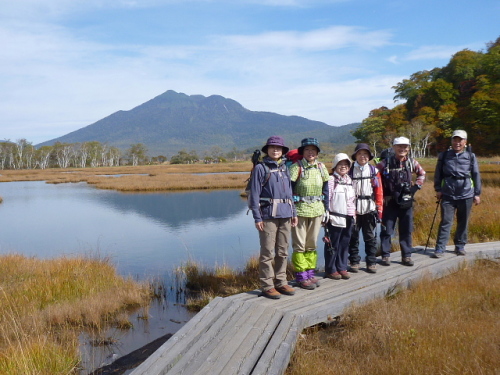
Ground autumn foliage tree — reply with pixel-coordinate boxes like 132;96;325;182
353;36;500;156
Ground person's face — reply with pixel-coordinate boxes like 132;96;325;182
355;149;370;165
303;145;318;163
335;160;350;175
451;136;467;152
393;144;409;159
267;145;283;161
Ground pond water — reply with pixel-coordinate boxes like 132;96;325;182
0;181;262;278
0;180;366;373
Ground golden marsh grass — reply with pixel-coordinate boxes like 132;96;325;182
0;254;150;374
0;162;251;192
286;259;500;375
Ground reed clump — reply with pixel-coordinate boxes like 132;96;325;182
286;259;500;374
178;258;260;311
178;257;296;311
0;254;150;374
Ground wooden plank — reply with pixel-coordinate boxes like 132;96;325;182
294;248;500;326
226;308;285;375
165;298;248;374
182;302;270;374
130;296;229;375
250;312;305;375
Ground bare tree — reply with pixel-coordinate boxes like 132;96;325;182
35;146;52;169
54;142;73;168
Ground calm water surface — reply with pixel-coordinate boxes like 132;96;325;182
0;181;265;278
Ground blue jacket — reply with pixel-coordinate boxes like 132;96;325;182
434;149;481;200
249;157;296;222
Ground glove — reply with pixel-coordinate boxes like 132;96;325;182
410;184;421;195
322;211;330;224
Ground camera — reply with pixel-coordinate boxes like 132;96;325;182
400;183;412;202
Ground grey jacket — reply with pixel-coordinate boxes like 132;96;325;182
434;149;481;200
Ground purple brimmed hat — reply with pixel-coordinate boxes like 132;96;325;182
351;143;374;161
261;135;289;154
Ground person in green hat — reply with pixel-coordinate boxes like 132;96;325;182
289;138;330;290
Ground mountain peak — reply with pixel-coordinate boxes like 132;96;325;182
37;90;357;156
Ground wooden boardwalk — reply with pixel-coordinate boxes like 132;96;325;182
131;242;500;375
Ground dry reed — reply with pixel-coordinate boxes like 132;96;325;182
0;254;150;374
0;163;251;192
286;259;500;375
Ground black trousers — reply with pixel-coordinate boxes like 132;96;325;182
348;211;378;265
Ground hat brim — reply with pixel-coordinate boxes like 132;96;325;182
351;149;374;161
262;145;290;154
298;145;320;155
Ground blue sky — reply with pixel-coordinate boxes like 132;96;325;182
1;0;498;144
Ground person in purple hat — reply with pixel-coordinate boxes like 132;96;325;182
249;136;298;299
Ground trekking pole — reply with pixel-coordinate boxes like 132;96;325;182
424;199;441;254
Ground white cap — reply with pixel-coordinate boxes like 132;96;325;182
393;136;410;146
452;130;467;139
332;153;351;169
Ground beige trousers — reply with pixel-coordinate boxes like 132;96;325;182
291;215;323;253
258;218;291;291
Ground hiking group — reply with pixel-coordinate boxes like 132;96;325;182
248;131;481;300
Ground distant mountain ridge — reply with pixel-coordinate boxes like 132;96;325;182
38;90;358;156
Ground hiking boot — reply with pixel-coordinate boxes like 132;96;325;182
366;264;377;273
432;250;444;258
349;263;360;273
455;248;466;256
260;288;281;299
276;284;295;296
402;257;414;266
380;257;391;266
339;270;350;280
308;269;320;287
325;272;341;280
298;279;316;290
296;271;315;290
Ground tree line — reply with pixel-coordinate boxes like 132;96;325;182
352;36;500;157
0;140;148;169
0;140;252;169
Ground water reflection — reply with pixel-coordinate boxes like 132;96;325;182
96;190;246;229
0;181;258;279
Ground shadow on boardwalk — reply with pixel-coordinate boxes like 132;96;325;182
130;242;500;375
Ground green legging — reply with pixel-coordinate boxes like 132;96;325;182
292;250;318;273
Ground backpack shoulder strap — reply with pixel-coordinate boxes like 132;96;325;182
262;162;272;186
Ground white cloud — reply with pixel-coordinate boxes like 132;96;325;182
219;26;393;52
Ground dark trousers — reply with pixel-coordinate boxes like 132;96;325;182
324;217;354;274
380;199;413;258
435;197;473;251
349;211;378;265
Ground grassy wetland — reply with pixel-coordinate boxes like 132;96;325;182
0;157;499;373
